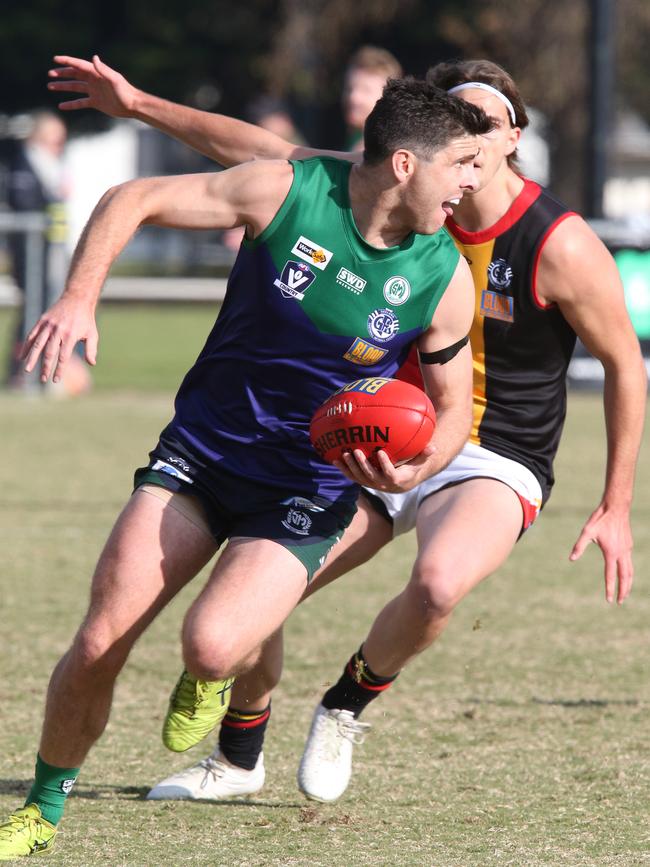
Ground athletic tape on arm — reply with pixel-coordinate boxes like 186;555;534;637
418;334;469;365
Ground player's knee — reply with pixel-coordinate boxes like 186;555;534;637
408;560;462;621
182;633;241;681
70;623;130;680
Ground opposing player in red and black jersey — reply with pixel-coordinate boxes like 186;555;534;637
46;56;647;804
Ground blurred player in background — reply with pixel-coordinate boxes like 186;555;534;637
246;94;305;142
222;94;306;252
45;55;646;806
342;46;402;150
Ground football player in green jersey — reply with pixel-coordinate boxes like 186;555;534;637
0;78;491;858
43;56;646;808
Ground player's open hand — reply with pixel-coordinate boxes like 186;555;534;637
334;444;436;493
22;298;98;384
569;502;634;604
48;55;137;117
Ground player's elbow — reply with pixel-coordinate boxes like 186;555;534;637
601;344;648;391
100;178;144;202
96;179;149;223
95;183;123;212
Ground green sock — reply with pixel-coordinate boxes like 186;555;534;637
25;754;80;826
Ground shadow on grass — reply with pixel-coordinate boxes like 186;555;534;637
0;779;304;809
531;697;640;708
465;696;641;708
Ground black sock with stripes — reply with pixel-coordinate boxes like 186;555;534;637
218;703;271;770
321;646;399;718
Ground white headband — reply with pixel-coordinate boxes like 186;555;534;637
447;81;517;126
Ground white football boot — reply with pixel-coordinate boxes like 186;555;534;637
146;750;264;800
297;703;371;802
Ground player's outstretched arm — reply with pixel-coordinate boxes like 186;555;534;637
48;54;352;168
338;256;474;493
23;161;294;383
538;216;647;603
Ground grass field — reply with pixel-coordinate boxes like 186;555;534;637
0;305;649;866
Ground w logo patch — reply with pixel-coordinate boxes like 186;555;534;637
274;260;316;300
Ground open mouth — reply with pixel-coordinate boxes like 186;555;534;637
442;197;461;216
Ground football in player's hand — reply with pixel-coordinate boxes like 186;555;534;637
310;377;436;466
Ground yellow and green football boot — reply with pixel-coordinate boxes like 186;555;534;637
0;805;56;860
162;670;235;752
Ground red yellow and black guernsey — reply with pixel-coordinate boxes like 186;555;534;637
399;179;577;503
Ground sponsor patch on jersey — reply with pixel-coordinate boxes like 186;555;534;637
281;507;312;536
291;235;333;271
274;260;316;300
343;337;388;366
151;459;193;484
367;308;400;343
383;275;411;305
336;267;367;294
487;258;513;289
480;289;514;322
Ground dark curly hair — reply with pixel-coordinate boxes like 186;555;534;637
363;76;494;166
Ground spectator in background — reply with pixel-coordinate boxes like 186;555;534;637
246;95;305;144
5;110;91;395
222;95;306;252
221;48;401;250
342;46;402;150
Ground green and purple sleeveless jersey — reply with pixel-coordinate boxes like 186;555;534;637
168;156;459;503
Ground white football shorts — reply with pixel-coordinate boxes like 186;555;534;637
364;441;543;538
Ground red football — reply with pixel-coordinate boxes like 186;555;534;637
310;377;436;466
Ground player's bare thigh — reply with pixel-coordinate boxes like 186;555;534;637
303;493;393;600
412;478;524;607
82;487;218;640
226;496;391;699
182;537;311;679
